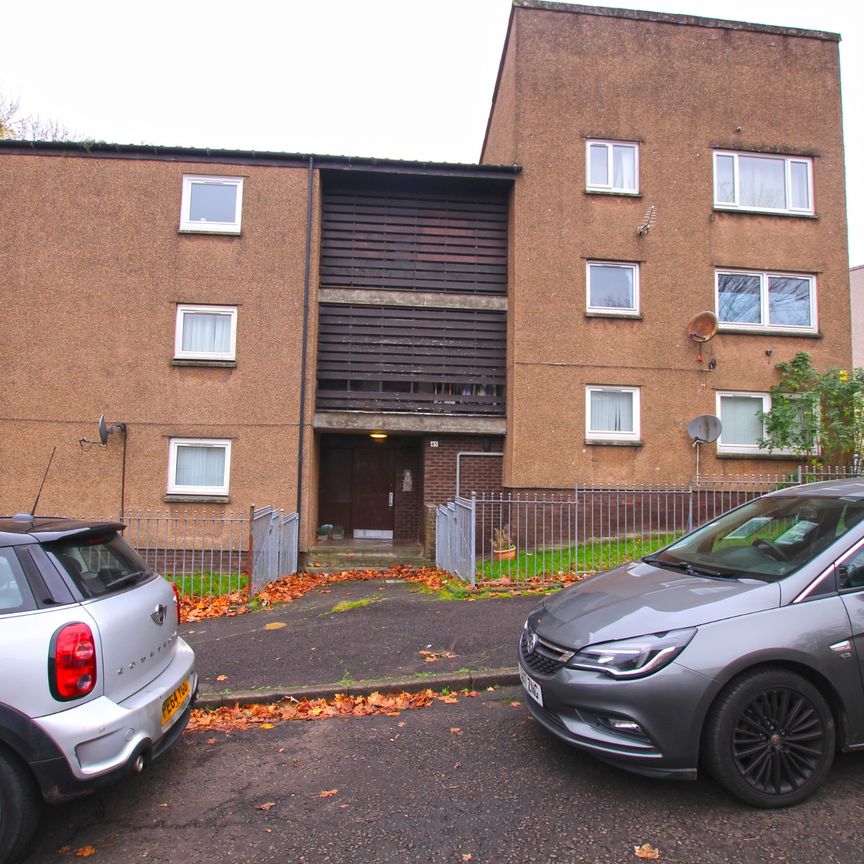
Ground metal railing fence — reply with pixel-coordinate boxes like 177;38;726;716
97;507;299;598
437;467;861;584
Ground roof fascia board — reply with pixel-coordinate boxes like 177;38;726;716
512;1;840;42
0;140;519;179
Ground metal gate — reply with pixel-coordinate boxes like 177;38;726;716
435;496;476;585
250;506;299;595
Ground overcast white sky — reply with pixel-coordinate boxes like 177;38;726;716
3;0;861;264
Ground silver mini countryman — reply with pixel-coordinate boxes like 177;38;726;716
0;515;197;863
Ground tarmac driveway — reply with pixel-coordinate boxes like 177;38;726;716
181;580;541;697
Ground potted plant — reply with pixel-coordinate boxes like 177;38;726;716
491;525;516;560
331;523;345;540
316;523;333;541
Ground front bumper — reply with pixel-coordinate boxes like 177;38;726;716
31;638;197;801
518;637;719;779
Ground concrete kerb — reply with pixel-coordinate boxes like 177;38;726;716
195;667;521;709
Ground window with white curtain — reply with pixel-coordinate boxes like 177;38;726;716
586;141;639;194
174;305;238;360
586;386;640;442
168;438;231;495
713;151;813;215
716;393;769;453
587;262;639;314
716;270;815;333
180;175;244;233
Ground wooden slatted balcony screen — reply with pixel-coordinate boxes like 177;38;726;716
316;304;506;415
320;177;508;295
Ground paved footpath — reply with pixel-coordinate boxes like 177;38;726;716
181;579;543;705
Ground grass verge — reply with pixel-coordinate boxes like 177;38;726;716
166;571;248;597
475;533;677;582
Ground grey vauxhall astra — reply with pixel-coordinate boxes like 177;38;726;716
518;479;864;807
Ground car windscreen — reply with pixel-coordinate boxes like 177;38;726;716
44;532;153;598
647;494;864;582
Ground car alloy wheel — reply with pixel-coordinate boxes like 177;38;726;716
0;746;41;864
704;668;835;808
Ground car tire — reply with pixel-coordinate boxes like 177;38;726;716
0;746;41;864
703;667;835;808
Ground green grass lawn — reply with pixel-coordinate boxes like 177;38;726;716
476;533;678;582
164;571;248;597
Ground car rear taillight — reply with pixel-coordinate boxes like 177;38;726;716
50;622;97;700
171;582;182;622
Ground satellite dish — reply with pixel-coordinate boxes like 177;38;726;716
688;415;722;444
687;311;718;343
97;415;126;445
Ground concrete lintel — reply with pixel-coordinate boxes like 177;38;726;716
318;288;507;312
313;411;507;436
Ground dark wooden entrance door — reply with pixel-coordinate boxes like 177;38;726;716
352;447;395;537
318;435;400;539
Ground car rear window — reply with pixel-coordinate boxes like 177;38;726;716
45;533;153;598
0;548;37;614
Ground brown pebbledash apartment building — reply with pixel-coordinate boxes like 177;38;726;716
0;1;851;554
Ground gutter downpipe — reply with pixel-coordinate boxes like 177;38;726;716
296;156;315;538
455;451;504;499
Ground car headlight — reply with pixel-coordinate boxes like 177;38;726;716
566;629;696;679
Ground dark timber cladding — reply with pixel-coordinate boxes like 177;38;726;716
316;304;506;415
320;173;508;295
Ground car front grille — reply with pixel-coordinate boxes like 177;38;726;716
520;629;571;676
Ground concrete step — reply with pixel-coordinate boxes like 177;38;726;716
300;542;430;573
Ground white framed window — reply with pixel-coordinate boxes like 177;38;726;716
716;270;816;333
713;151;813;215
180;175;244;234
168;438;232;496
586;140;639;194
586;386;640;442
716;392;769;454
174;304;238;361
717;392;812;456
587;262;639;315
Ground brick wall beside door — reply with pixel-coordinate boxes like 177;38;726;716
422;435;504;507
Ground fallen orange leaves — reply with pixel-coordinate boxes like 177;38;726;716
634;843;661;859
179;565;453;622
187;688;478;732
317;789;339;798
256;565;450;608
74;847;96;858
177;564;585;622
180;591;250;623
419;649;457;663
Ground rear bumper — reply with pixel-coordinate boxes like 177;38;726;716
30;696;196;803
31;639;197;801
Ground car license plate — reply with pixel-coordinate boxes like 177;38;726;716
519;666;544;707
161;678;191;727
